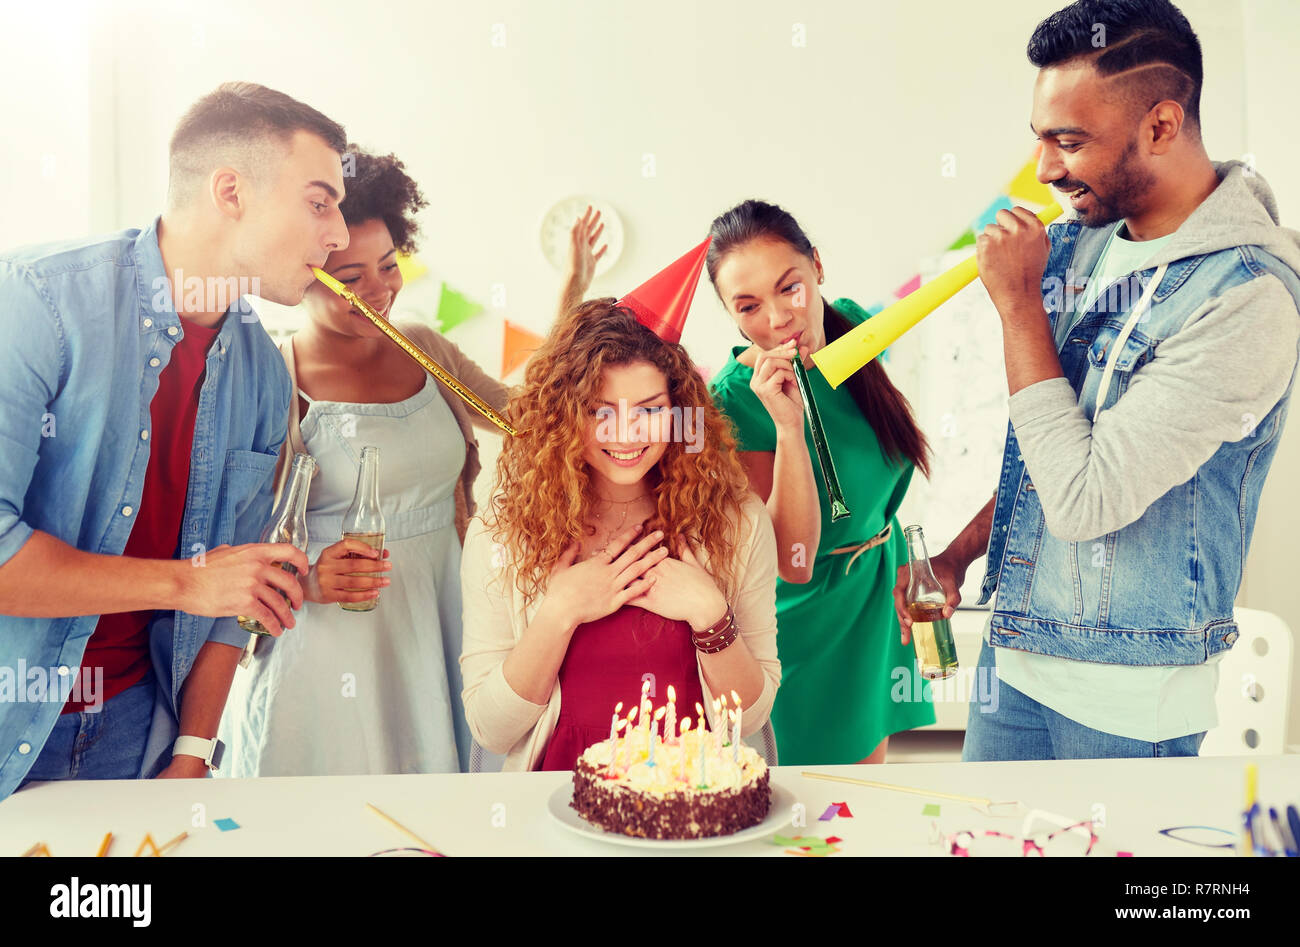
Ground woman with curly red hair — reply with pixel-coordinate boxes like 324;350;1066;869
460;299;781;771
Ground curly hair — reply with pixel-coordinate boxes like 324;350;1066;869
339;145;428;254
485;299;753;607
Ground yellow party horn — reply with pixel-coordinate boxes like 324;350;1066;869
812;203;1063;388
312;268;521;437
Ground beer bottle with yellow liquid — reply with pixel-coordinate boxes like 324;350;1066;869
903;524;959;680
340;445;385;612
236;452;315;636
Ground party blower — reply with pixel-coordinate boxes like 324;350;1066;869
312;268;521;436
812;204;1063;388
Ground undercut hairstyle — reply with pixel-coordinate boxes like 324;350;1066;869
337;147;428;255
167;81;347;207
1027;0;1203;132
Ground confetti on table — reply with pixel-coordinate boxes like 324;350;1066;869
818;801;855;821
768;834;843;856
215;818;241;832
923;804;941;817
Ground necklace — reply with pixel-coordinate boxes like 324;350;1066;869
588;492;651;559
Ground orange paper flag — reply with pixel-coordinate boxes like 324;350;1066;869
502;320;545;378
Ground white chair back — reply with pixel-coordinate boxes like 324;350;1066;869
1201;607;1294;756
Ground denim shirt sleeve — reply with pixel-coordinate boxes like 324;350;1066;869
1008;276;1300;542
0;262;64;566
205;366;291;649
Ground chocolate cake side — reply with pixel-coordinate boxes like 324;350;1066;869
570;759;771;840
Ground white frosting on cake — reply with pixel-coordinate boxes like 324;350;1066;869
578;732;766;796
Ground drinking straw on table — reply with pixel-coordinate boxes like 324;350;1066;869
96;832;113;857
157;831;188;855
802;771;1020;812
365;802;443;855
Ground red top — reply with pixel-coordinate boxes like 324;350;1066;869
539;605;706;771
63;320;220;713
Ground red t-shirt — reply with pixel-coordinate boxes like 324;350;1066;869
63;319;221;713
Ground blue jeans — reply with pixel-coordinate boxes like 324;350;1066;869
17;673;156;788
962;642;1206;761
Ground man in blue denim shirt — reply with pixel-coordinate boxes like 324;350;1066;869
0;82;351;799
894;0;1300;759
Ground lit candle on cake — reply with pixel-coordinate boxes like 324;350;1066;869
610;718;626;774
608;701;623;745
623;705;638;768
665;685;676;743
650;706;665;763
731;690;742;757
640;680;652;739
678;717;692;780
712;698;723;752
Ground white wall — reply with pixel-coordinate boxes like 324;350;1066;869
3;0;1296;744
0;3;94;247
1238;0;1300;748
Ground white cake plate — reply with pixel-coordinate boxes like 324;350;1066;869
547;782;798;850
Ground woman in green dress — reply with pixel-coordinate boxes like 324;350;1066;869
705;199;934;765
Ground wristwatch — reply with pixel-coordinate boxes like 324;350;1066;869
172;735;225;771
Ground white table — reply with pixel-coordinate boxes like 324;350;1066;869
2;755;1293;857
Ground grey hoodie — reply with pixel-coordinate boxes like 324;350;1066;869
1006;160;1300;542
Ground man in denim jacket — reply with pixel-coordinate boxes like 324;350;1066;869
895;0;1300;759
0;83;351;798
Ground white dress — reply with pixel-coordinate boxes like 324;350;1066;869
220;377;470;775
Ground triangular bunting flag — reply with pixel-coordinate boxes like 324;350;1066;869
947;229;976;251
502;320;545;378
395;251;429;283
1007;146;1055;206
436;282;484;333
972;195;1015;233
893;273;922;299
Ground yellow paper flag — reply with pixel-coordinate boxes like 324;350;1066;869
395;252;429;283
1007;146;1055;206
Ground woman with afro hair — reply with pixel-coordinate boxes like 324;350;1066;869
220;147;509;776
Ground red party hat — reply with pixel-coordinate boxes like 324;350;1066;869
617;236;711;345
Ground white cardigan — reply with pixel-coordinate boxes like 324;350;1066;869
459;495;781;771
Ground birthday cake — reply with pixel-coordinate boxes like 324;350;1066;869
570;693;770;840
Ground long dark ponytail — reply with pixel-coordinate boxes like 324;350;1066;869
706;199;930;478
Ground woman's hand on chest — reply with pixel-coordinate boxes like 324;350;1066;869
538;525;669;629
626;539;728;633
